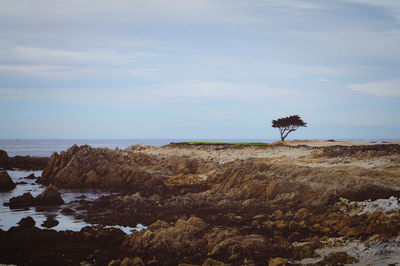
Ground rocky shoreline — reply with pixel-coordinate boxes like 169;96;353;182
0;149;48;170
1;142;400;265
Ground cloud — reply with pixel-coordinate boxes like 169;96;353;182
13;46;155;65
348;80;400;97
0;81;316;108
342;0;400;21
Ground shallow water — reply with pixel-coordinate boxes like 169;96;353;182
0;169;144;233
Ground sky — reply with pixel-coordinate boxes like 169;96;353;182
0;0;399;140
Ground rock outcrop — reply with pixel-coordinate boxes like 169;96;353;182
9;185;64;208
0;170;15;190
0;149;48;170
35;185;64;205
17;216;35;228
41;217;59;228
127;217;273;265
9;192;36;208
40;145;167;195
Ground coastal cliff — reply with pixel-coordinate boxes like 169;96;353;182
3;142;400;265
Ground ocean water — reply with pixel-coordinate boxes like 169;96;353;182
0;170;145;233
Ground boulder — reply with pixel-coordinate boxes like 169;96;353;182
0;170;15;190
18;216;36;228
35;185;64;205
0;150;11;168
9;192;36;208
41;217;59;228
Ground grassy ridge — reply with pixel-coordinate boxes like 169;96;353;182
182;142;270;146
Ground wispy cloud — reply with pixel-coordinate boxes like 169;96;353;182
0;81;316;107
348;80;400;97
13;46;156;65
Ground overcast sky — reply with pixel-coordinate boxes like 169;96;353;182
0;0;399;140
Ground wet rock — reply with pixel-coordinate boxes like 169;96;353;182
41;217;59;228
61;207;75;215
35;185;64;205
9;192;35;208
18;216;35;228
0;170;15;190
25;173;36;179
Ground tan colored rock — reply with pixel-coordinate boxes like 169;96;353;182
268;257;288;266
108;259;121;266
271;210;283;219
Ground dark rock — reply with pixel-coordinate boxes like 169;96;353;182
25;173;36;179
41;217;59;228
35;185;64;205
15;181;28;185
0;170;15;190
0;150;11;169
18;216;35;228
9;192;36;209
0;225;128;265
0;149;48;170
61;207;75;215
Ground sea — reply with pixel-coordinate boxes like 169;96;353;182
0;138;271;232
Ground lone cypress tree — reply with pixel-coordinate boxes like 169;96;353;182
272;115;307;141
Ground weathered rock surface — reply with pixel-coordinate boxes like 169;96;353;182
0;170;15;190
0;149;48;170
127;217;273;265
41;145;168;195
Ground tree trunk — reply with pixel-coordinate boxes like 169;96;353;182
280;131;286;141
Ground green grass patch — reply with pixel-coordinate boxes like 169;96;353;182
185;142;269;146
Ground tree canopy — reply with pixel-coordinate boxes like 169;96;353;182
272;115;307;141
